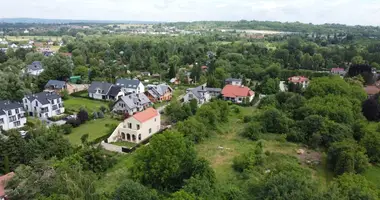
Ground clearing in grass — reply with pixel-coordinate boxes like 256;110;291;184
64;97;109;113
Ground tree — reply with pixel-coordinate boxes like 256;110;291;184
176;118;208;143
327;140;369;175
261;108;292;133
325;173;379;200
189;99;198;115
73;65;89;79
361;131;380;163
242;122;262;141
42;55;73;81
362;97;380;121
351;55;365;65
0;72;27;101
0;50;8;63
113;179;158;200
131;131;202;191
301;53;314;69
25;52;44;64
312;53;324;69
77;109;89;124
261;78;280;94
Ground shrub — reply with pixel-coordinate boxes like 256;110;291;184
60;89;70;100
100;105;107;113
66;118;81;127
61;124;73;135
242;122;262;141
92;112;98;119
98;111;105;119
77;109;89;123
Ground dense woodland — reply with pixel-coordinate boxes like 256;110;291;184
0;21;380;199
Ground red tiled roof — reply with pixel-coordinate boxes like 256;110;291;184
133;108;159;123
331;68;345;72
222;85;255;98
288;76;309;83
0;172;14;197
365;85;380;95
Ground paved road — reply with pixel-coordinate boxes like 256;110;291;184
100;141;123;153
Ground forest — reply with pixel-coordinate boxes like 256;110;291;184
0;22;380;199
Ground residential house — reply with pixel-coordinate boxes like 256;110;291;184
225;78;242;86
183;84;221;105
116;79;145;94
201;65;208;72
44;80;67;93
23;91;65;118
365;85;380;98
88;81;124;100
222;85;255;104
0;39;8;45
141;72;151;77
170;78;180;85
331;68;346;77
0;101;27;131
26;61;44;76
113;93;151;116
145;84;173;103
0;172;15;200
9;44;17;49
47;40;54;46
152;73;160;79
0;48;7;53
288;76;309;89
107;108;160;144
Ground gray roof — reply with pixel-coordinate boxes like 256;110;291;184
108;85;122;97
116;79;140;89
45;80;66;89
27;61;43;71
88;81;113;95
147;84;173;98
118;93;151;110
0;100;24;115
225;78;242;82
188;85;221;100
24;92;61;105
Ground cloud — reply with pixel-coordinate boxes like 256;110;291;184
0;0;379;26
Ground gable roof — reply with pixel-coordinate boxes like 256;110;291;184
222;85;254;98
24;91;61;105
0;101;24;115
118;93;151;110
45;80;66;89
27;61;43;71
108;85;122;97
132;107;158;123
187;85;220;100
147;84;173;98
116;79;141;89
365;85;380;95
0;172;14;198
225;78;242;82
288;76;309;83
88;81;113;95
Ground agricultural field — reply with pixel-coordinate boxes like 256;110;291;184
5;35;62;42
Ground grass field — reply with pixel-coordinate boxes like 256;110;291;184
5;36;62;42
65;117;119;145
64;97;109;113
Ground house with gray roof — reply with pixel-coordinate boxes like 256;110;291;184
44;80;67;93
183;84;221;105
88;81;124;101
116;79;145;94
145;84;173;103
23;91;65;118
26;61;44;76
0;100;27;131
112;93;152;116
225;78;242;86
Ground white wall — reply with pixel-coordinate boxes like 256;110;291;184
0;107;27;131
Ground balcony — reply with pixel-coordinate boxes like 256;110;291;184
40;108;49;113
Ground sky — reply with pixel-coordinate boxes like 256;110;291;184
1;0;380;26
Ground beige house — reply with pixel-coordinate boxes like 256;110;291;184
108;108;160;144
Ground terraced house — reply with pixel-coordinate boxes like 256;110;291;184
23;91;65;118
145;84;173;103
0;101;26;131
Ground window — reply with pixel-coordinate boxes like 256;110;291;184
13;121;21;127
128;123;132;129
16;108;19;114
188;94;193;99
9;116;16;122
137;124;140;130
26;105;28;110
149;128;152;134
8;110;11;115
0;125;3;130
154;118;156;122
24;99;27;103
0;119;4;124
35;101;38;106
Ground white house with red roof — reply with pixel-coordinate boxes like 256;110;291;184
222;85;255;104
288;76;309;89
330;68;346;77
107;108;160;144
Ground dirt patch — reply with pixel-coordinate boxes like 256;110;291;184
298;149;322;165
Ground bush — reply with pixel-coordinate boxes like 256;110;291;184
98;111;105;119
92;112;98;119
100;105;107;113
61;124;73;135
77;109;89;123
242;122;262;141
48;114;69;122
60;89;70;100
66;118;81;127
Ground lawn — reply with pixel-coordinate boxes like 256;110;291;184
64;97;109;113
65;117;119;145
